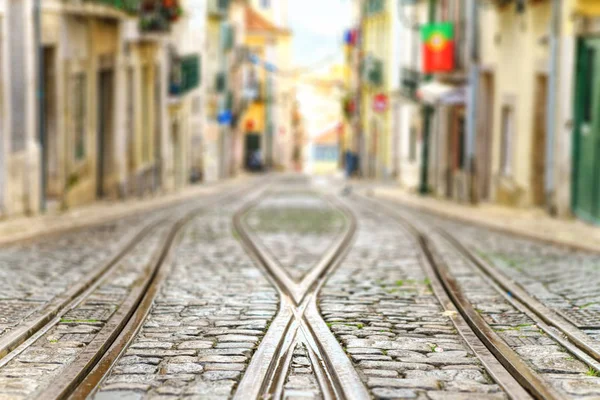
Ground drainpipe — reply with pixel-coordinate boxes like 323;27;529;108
545;0;560;215
466;0;479;203
419;0;436;195
353;0;366;177
265;58;273;169
35;0;46;212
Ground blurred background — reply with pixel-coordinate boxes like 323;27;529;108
1;0;600;226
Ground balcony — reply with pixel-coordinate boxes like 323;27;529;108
362;56;384;87
139;0;182;33
61;0;140;16
365;0;385;16
85;0;140;13
169;55;201;97
243;82;263;102
400;68;421;100
208;0;230;18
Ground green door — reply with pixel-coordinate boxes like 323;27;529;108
245;134;261;169
574;38;600;223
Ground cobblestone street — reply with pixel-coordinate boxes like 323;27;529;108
2;175;600;399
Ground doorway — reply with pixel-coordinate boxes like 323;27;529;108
42;47;59;205
478;72;494;201
369;119;378;178
245;133;261;170
172;119;184;188
531;74;548;207
573;38;600;223
97;69;114;198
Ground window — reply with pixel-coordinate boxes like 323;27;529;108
261;0;270;8
500;106;514;176
72;73;87;161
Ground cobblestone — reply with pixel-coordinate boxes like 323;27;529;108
0;212;162;339
282;343;322;400
244;191;346;281
0;223;173;398
93;200;278;399
319;199;506;399
413;207;600;341
386;201;600;398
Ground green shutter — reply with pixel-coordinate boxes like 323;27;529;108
169;55;201;96
216;72;227;92
366;0;385;15
220;23;235;51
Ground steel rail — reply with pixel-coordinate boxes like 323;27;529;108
0;181;264;400
232;190;369;400
368;192;600;372
355;193;551;400
0;219;163;362
0;178;261;361
440;231;600;363
62;182;268;400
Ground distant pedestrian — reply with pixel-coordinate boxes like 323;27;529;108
342;151;354;196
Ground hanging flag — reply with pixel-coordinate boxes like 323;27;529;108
421;23;454;73
344;29;359;46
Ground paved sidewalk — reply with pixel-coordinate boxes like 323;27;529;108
365;186;600;254
0;176;251;245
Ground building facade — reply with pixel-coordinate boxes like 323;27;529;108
0;0;205;218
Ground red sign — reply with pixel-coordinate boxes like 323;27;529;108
372;93;388;113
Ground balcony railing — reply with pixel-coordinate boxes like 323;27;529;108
362;56;384;87
84;0;141;14
139;0;182;32
208;0;230;17
365;0;385;15
400;67;421;100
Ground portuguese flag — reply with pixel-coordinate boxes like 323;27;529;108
421;23;455;73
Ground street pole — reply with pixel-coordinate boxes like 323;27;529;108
266;65;273;169
466;0;479;203
219;20;229;179
35;0;46;212
545;0;560;214
419;0;435;195
353;0;365;177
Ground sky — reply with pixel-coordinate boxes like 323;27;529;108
288;0;352;71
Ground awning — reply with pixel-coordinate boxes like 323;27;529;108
416;81;467;105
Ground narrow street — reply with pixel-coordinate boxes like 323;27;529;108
0;175;598;399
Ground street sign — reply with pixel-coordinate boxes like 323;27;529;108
218;110;232;125
372;93;388;113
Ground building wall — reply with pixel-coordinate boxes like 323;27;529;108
361;1;392;179
3;0;38;216
490;3;551;207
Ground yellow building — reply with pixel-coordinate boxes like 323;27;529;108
360;0;393;179
239;4;291;170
